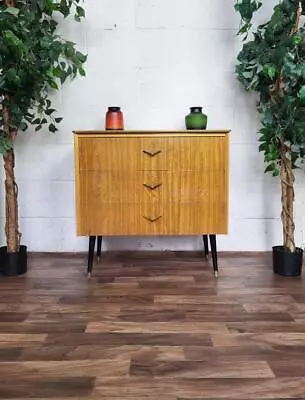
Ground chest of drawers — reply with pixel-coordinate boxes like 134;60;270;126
74;130;230;275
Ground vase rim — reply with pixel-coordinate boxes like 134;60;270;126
108;106;121;112
190;106;203;112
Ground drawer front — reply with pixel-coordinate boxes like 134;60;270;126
78;170;227;204
77;136;227;172
77;203;228;236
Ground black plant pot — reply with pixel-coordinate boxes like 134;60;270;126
272;245;303;277
0;245;27;277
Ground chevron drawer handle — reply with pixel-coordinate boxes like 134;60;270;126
143;183;162;191
143;215;162;223
142;150;162;157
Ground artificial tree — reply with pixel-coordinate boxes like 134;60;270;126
0;0;87;275
235;0;305;275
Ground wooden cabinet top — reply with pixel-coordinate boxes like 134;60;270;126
74;130;230;138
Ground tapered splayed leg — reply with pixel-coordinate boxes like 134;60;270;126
202;235;209;259
97;236;103;263
209;234;218;277
87;236;96;278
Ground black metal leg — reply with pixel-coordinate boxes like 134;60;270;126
88;236;96;277
97;236;103;262
209;234;218;277
202;235;209;259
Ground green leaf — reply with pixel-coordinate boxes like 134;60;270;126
76;52;87;63
76;6;85;17
49;123;58;133
265;163;276;173
0;136;14;155
291;144;300;153
4;7;19;17
49;81;59;90
79;67;86;76
298;86;305;102
45;109;56;116
59;2;70;17
19;122;28;131
242;71;253;79
263;64;276;80
293;36;301;45
55;117;63;123
272;167;280;177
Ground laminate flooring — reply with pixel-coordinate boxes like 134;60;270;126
0;251;305;399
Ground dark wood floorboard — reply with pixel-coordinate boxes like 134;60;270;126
0;251;304;399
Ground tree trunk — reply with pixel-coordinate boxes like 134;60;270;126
280;157;288;247
2;99;20;253
3;150;20;253
280;150;295;252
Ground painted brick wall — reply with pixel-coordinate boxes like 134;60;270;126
1;0;305;251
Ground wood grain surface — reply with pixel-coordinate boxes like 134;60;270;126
0;251;304;399
74;132;229;236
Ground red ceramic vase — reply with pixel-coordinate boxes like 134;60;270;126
105;106;124;130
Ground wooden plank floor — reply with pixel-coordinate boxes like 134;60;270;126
0;251;305;399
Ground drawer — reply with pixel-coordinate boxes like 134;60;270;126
78;170;227;204
77;203;228;236
77;136;227;172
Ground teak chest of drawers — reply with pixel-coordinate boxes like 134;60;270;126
74;130;230;276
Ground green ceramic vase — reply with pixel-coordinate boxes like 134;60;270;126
185;107;207;130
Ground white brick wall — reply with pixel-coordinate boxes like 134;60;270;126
1;0;305;252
